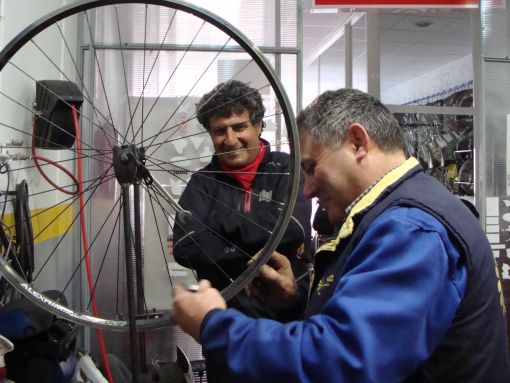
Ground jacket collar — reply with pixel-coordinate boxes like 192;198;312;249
318;157;420;252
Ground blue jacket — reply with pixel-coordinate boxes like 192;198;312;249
199;157;509;382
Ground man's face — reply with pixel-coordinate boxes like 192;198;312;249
209;110;262;169
300;131;357;225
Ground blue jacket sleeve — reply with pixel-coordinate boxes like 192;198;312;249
199;207;467;383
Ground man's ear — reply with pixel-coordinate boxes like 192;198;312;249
346;123;370;160
258;121;265;137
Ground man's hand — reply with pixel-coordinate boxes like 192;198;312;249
245;251;300;309
172;280;227;342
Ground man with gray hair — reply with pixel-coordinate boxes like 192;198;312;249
172;88;510;383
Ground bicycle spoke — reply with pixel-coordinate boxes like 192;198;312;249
0;1;298;332
130;19;207;144
124;9;177;142
32;165;115;280
83;10;125;144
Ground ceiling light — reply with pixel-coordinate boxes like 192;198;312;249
310;8;339;14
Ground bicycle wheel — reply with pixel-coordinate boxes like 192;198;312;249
0;0;299;331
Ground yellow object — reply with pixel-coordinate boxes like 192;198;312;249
2;203;74;244
446;163;458;179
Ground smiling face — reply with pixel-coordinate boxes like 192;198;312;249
209;109;262;169
300;124;408;226
300;131;358;225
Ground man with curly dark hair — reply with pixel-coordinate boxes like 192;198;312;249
172;80;311;320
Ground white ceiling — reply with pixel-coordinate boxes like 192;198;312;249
302;0;475;93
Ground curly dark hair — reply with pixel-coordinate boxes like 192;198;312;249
196;80;265;131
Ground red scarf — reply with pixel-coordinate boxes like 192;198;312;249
219;140;267;212
219;140;266;190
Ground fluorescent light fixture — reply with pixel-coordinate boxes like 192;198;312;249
310;7;339;14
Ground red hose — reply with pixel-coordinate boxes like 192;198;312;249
72;106;115;383
31;130;79;195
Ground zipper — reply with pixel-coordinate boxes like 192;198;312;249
243;188;252;212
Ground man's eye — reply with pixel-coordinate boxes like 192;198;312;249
302;163;314;174
211;127;226;136
232;124;248;132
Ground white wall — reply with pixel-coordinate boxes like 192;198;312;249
381;54;473;105
0;1;73;51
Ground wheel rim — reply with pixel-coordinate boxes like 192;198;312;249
0;0;299;330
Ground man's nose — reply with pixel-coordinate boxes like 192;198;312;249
303;176;316;200
223;127;238;146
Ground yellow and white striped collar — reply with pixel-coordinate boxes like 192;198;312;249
317;157;420;252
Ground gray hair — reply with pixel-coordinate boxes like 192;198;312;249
297;88;405;152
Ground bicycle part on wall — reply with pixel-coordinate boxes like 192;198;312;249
13;181;34;282
0;0;299;333
398;88;474;196
458;158;474;196
0;179;35;306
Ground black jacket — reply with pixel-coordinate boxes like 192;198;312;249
172;140;311;319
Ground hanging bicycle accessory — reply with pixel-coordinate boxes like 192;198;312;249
33;80;83;149
13;180;34;282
